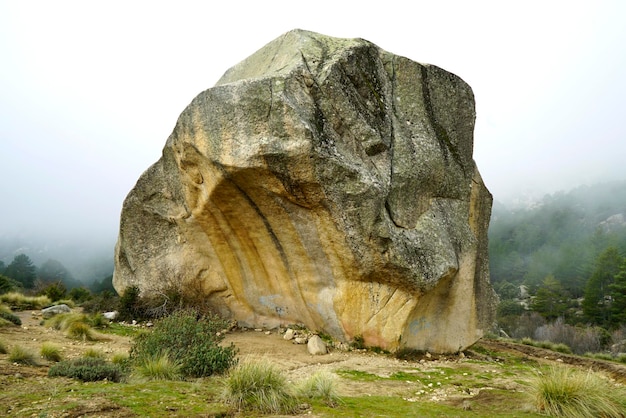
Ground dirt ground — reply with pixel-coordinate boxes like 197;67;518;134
2;309;626;416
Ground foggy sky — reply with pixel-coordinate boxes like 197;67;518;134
1;1;626;245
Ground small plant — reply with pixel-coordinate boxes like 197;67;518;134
66;321;96;341
133;352;182;381
552;343;572;354
40;342;62;362
130;309;237;378
351;335;366;350
0;305;21;326
297;370;340;406
9;345;38;365
0;339;7;354
222;358;298;414
530;366;626;417
111;352;130;367
85;313;109;328
83;348;105;358
48;357;124;382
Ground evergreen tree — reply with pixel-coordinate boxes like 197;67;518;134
532;275;569;320
609;260;626;325
582;247;623;326
4;254;37;289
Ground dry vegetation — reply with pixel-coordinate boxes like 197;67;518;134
1;307;626;417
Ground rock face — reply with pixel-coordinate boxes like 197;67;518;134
113;29;497;353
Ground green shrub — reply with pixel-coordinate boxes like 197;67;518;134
0;309;22;326
68;287;92;304
111;352;130;365
40;342;62;362
81;290;118;314
117;286;144;322
9;345;38;365
0;274;16;294
133;352;182;381
0;339;7;354
48;357;124;382
0;317;12;327
552;343;572;354
222;358;298;414
617;353;626;364
130;309;237;378
530;366;626;417
42;282;66;302
0;292;51;310
297;370;340;406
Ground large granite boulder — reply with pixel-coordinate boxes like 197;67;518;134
113;29;497;353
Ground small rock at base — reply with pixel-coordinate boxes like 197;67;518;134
307;335;327;355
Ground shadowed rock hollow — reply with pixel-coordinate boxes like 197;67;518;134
113;29;497;353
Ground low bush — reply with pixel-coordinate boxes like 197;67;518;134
9;345;38;365
130;309;237;378
530;366;626;417
0;292;51;310
222;358;298;414
0;310;22;326
0;339;7;354
48;357;124;382
133;352;182;381
0;317;12;327
297;370;340;406
0;304;21;326
40;342;62;362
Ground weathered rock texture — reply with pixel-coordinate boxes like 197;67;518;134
114;29;497;353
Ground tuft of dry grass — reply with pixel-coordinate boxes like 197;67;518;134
40;342;62;362
530;366;626;417
9;345;38;366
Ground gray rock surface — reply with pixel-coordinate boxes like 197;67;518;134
42;304;71;319
113;29;497;353
307;335;328;355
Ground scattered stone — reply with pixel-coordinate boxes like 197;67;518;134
254;328;263;332
283;328;295;341
41;304;72;319
103;311;118;320
307;335;327;355
146;322;153;327
265;331;271;335
294;337;307;345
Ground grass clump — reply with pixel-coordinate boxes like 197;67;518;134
222;358;298;414
9;345;38;365
0;292;51;310
130;309;237;378
0;339;8;354
0;304;21;326
40;342;62;362
530;366;626;417
133;352;182;381
297;370;340;406
83;348;106;359
66;321;96;341
49;357;125;382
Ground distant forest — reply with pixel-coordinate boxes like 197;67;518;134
489;180;626;342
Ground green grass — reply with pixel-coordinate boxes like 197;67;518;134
222;358;298;414
530;366;626;417
0;338;7;354
297;370;340;406
9;345;38;365
0;292;51;310
83;348;106;358
133;352;182;381
66;321;96;340
40;342;62;362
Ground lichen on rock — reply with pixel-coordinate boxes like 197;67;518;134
113;29;497;353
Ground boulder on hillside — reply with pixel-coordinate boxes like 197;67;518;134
113;29;497;353
42;304;72;319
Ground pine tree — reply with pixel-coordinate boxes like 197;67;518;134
582;247;623;327
4;254;37;289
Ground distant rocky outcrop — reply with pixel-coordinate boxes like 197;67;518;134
113;29;497;353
